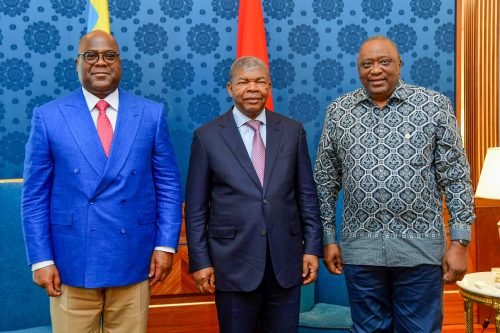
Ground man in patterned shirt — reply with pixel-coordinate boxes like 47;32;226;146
314;36;475;332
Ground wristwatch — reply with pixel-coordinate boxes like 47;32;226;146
454;239;470;247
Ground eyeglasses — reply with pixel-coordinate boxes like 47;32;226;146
78;51;120;64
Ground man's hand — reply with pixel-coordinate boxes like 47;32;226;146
149;250;173;286
302;254;319;285
442;241;468;283
323;244;342;274
33;265;62;297
193;267;215;294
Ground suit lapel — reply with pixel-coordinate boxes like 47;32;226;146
59;89;107;177
94;90;143;196
218;108;262;190
263;110;282;195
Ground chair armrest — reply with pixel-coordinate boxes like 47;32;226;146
300;282;315;312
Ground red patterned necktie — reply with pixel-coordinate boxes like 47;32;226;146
95;99;113;157
246;120;265;186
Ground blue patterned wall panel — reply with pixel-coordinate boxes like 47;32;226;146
0;0;456;196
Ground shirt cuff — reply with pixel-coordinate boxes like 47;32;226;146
449;228;472;242
154;246;175;254
32;260;55;271
323;233;338;245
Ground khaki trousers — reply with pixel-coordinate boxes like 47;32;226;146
50;280;150;333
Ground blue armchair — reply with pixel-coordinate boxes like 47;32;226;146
0;180;52;333
299;191;352;332
299;263;352;332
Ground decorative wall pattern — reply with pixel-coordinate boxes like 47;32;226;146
0;0;456;196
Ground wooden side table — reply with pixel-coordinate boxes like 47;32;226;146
456;272;500;333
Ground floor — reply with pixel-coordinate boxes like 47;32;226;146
442;324;496;332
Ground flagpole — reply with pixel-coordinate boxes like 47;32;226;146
87;0;110;33
236;0;274;111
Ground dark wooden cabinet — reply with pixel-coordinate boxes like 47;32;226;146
147;223;219;333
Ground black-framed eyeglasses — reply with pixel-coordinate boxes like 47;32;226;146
78;51;120;64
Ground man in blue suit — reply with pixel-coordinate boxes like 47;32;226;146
22;30;182;333
185;56;322;332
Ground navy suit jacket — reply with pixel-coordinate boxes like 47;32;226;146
185;108;322;292
22;88;182;288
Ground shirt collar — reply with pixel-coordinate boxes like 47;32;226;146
81;87;119;112
354;79;409;106
232;106;267;128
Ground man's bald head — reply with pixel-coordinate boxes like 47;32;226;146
78;30;119;53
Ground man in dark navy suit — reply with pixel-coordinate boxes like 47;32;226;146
185;56;322;333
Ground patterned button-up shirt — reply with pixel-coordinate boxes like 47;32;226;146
314;80;475;267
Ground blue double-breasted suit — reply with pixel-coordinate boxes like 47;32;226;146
22;88;182;288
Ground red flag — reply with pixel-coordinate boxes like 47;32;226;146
237;0;274;111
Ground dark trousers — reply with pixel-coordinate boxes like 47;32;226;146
343;264;443;333
215;251;301;333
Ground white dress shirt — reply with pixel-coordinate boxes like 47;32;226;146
32;88;173;272
232;106;267;158
82;87;119;130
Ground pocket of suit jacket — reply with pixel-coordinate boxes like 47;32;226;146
208;226;235;239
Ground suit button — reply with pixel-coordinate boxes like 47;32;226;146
89;199;96;205
130;169;136;175
73;168;80;174
121;199;127;205
263;198;268;205
261;229;267;236
120;228;126;234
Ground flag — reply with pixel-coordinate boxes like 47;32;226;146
87;0;110;33
236;0;274;111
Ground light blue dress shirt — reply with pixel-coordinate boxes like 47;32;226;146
232;106;267;159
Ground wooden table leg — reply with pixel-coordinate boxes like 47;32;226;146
464;300;474;333
495;310;500;333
